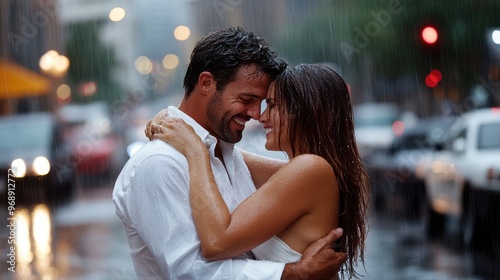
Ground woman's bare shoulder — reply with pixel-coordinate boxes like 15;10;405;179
280;154;336;182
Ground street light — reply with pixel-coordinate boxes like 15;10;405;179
39;50;69;78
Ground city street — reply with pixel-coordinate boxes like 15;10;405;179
0;177;135;280
2;1;500;279
1;175;499;279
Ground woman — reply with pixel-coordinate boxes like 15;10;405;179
151;64;369;279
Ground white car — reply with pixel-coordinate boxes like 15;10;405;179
418;108;500;249
354;103;400;161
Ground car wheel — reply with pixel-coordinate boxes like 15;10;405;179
462;200;478;249
421;198;445;239
462;189;477;248
462;187;489;251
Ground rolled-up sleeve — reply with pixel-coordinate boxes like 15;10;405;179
114;150;285;279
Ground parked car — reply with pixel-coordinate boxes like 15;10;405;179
57;102;123;177
417;108;500;249
354;103;403;162
369;116;455;218
0;113;75;206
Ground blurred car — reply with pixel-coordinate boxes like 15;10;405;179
0;113;75;205
417;108;500;249
354;102;402;162
369;116;455;218
57;101;122;177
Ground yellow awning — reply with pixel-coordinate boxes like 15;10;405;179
0;60;51;99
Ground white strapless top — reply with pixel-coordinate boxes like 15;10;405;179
252;236;302;263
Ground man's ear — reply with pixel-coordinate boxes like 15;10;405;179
198;71;216;96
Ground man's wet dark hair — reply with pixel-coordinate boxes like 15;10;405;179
183;27;287;96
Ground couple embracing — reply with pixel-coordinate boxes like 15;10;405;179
113;27;369;280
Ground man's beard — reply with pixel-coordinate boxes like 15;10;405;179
207;91;243;143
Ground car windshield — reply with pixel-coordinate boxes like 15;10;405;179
392;133;430;151
354;104;398;128
477;122;500;150
0;120;52;150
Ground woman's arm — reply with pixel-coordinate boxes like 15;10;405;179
153;118;337;261
144;110;286;190
188;153;335;260
238;149;287;189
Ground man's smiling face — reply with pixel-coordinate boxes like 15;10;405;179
207;64;272;143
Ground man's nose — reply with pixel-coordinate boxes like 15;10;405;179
247;103;261;120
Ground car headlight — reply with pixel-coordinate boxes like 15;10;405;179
11;159;26;178
33;156;51;176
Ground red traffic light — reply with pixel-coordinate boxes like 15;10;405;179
422;26;438;44
425;69;442;88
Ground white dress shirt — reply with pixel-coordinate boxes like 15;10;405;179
113;106;285;279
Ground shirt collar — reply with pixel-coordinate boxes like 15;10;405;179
166;106;218;148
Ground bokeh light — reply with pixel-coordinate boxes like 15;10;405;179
492;30;500;45
162;54;179;70
174;25;190;41
422;26;438;44
109;7;126;22
135;56;153;75
56;84;71;101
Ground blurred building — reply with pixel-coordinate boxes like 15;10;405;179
131;0;195;98
188;0;300;46
58;0;140;98
0;0;60;115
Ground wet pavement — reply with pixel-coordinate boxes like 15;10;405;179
365;213;480;280
0;178;135;280
1;177;499;279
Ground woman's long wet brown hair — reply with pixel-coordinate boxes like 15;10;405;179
272;64;369;279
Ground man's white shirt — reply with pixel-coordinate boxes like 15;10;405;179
113;106;285;279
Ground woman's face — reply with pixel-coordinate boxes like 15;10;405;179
259;84;292;155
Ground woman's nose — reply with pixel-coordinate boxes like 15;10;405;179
259;108;268;123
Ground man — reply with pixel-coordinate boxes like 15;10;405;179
113;27;346;279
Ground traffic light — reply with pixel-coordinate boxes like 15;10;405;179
419;24;441;68
421;26;438;45
425;69;442;88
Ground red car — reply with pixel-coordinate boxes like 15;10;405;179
58;102;122;177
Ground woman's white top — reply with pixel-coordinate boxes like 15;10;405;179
252;236;302;263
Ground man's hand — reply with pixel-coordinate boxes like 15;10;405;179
144;108;169;140
281;228;346;280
